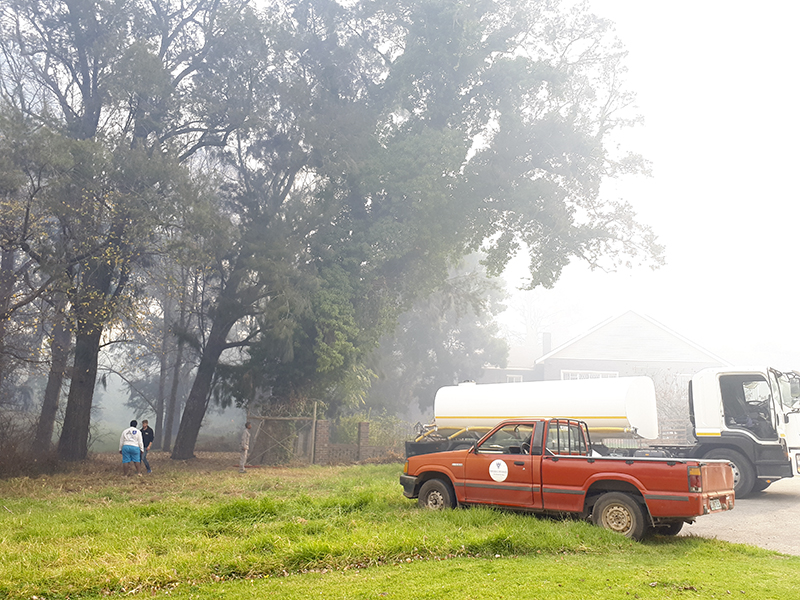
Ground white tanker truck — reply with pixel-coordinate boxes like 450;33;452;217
406;366;800;497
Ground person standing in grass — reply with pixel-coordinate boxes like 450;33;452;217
240;421;252;473
140;420;154;474
119;420;144;477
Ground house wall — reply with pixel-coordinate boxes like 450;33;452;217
478;367;538;384
537;358;722;382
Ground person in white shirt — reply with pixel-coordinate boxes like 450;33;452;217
119;420;145;477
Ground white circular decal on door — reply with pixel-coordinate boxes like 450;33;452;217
489;459;509;482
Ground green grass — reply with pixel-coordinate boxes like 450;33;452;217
0;452;797;599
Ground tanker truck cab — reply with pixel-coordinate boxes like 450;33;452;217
688;367;798;495
776;371;800;475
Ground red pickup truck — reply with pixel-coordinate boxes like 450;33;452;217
400;418;735;539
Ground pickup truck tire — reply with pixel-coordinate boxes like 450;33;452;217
704;448;754;498
418;479;454;510
592;492;648;540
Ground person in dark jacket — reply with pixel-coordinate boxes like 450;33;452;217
140;420;155;474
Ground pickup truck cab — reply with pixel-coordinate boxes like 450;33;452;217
400;418;735;540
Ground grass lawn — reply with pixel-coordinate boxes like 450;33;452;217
0;453;795;599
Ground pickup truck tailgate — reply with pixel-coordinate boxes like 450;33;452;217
696;460;736;514
702;460;735;492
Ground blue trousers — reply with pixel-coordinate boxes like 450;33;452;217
142;449;151;472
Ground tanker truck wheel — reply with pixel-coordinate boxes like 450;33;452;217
418;479;455;510
704;448;754;498
592;492;648;541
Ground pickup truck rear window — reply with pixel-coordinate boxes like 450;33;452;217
546;421;588;456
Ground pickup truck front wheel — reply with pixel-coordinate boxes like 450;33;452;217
418;479;454;510
592;492;647;541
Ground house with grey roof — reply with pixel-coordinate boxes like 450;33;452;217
479;310;730;441
531;310;729;382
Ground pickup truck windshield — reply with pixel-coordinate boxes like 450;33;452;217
475;423;535;455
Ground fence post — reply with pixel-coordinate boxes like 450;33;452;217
314;420;330;465
357;421;370;461
311;401;318;464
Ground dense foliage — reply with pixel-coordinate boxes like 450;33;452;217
0;0;663;460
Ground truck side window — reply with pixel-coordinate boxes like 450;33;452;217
545;421;588;455
719;374;777;440
476;424;535;455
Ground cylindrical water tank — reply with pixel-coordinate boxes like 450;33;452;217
433;377;659;440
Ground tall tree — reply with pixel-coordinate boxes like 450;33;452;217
2;0;663;462
0;0;259;459
0;110;73;423
171;0;662;458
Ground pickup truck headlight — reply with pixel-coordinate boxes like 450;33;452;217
403;460;409;475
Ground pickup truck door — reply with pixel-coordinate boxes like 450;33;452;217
463;423;542;509
541;420;591;512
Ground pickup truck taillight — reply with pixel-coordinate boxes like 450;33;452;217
687;466;702;492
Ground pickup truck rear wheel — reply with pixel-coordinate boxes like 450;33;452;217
704;448;754;498
592;492;648;541
418;479;454;510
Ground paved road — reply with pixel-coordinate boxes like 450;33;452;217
678;476;800;555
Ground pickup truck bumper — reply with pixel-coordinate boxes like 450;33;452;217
400;475;419;498
645;491;734;518
701;491;734;515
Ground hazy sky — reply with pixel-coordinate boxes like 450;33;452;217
501;1;800;368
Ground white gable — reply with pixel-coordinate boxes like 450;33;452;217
535;311;729;365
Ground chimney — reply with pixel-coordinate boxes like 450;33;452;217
541;332;552;355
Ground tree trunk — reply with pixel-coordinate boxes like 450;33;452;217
0;248;15;396
154;350;167;450
170;323;230;460
56;326;103;461
162;335;185;453
162;269;192;453
153;290;174;450
56;249;123;461
171;260;248;460
33;300;71;452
